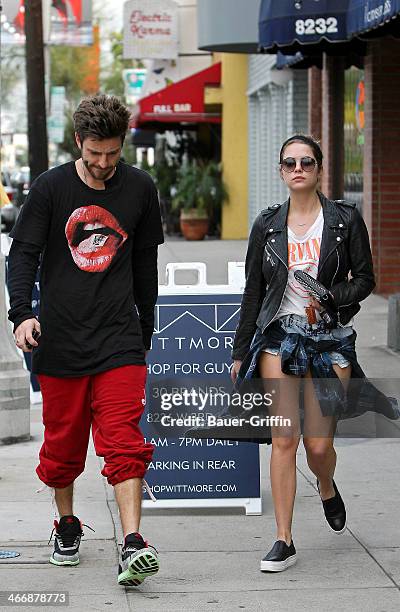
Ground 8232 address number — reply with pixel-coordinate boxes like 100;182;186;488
295;17;338;36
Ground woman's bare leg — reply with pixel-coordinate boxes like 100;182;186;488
303;364;351;499
259;352;301;544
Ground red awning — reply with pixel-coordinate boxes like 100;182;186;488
131;63;221;129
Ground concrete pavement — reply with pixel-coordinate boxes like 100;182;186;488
0;237;399;611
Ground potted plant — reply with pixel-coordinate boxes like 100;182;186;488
172;160;228;240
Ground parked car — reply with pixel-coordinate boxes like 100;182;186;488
0;202;19;233
1;169;17;204
1;170;19;233
11;166;30;207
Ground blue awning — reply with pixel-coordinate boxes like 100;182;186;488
347;0;400;37
259;0;351;54
274;49;364;70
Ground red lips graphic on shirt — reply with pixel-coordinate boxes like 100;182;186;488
65;205;128;273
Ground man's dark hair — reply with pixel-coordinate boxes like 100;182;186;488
279;134;323;168
73;94;131;144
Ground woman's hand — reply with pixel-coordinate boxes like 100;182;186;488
231;360;242;384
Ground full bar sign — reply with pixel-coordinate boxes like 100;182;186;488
123;0;179;60
153;103;192;113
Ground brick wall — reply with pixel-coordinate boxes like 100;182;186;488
364;38;400;294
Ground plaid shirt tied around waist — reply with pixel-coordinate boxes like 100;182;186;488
235;322;399;422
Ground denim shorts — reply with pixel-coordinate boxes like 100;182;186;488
262;314;352;369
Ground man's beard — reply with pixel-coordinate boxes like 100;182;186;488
83;160;116;181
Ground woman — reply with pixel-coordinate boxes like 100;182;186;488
231;134;398;573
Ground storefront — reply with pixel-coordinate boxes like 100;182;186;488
258;0;400;293
131;62;223;235
351;1;400;293
131;63;222;132
131;62;222;161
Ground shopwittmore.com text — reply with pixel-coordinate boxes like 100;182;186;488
160;415;292;428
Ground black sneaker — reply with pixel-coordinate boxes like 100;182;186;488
118;532;159;587
260;540;297;572
48;515;93;566
317;478;347;534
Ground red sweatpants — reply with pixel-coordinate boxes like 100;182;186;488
36;365;154;488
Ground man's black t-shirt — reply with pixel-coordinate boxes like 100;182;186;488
9;161;164;377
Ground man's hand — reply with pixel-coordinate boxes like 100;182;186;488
231;359;242;384
14;318;41;352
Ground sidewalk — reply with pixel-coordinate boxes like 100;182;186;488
0;239;399;611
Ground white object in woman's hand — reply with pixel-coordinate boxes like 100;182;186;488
231;360;242;384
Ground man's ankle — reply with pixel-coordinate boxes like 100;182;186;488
54;489;74;517
123;532;146;549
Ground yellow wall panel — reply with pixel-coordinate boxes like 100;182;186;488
221;54;248;239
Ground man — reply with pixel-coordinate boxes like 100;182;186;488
7;94;164;587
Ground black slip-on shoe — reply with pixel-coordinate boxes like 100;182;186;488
317;478;347;534
260;540;297;572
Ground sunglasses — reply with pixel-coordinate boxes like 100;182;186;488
281;156;317;173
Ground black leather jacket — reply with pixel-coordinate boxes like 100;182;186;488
232;192;376;361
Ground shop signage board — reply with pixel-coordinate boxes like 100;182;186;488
48;86;66;144
123;0;179;60
142;263;262;515
122;69;147;104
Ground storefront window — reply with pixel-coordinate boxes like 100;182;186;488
344;67;365;211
